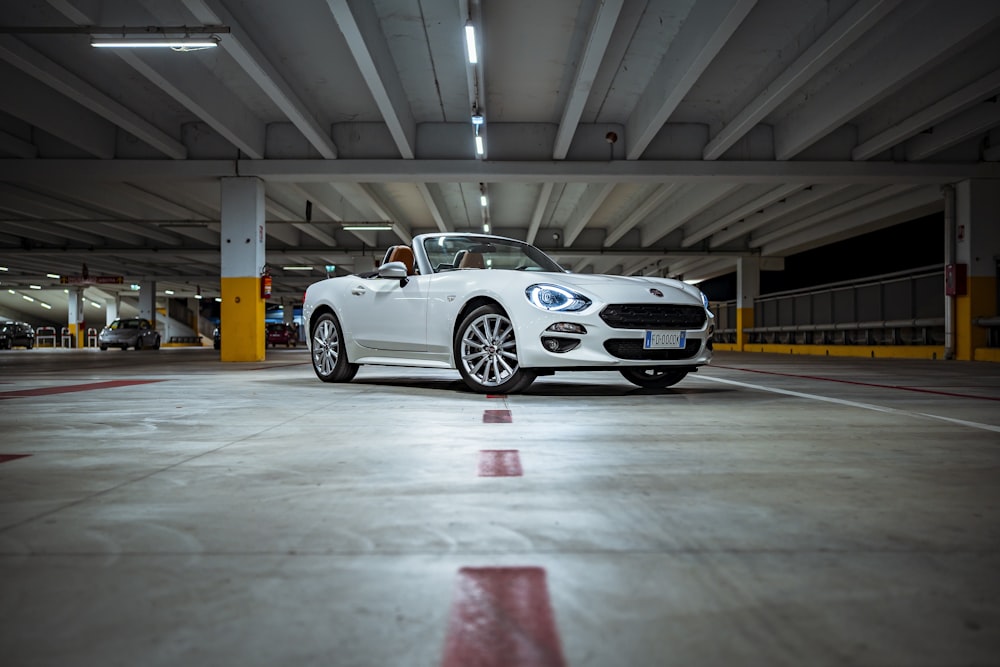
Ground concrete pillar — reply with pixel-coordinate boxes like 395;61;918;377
138;281;156;323
736;256;760;351
220;177;266;361
66;287;83;348
954;179;1000;361
105;294;120;326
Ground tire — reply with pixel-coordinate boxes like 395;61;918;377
455;304;536;394
619;367;688;389
100;344;108;351
135;337;143;351
152;335;161;350
311;312;358;383
25;340;33;350
121;344;128;351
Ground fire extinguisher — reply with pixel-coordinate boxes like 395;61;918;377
260;267;272;299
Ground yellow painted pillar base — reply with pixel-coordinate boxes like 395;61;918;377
955;275;997;361
67;323;82;348
736;307;753;352
220;276;266;361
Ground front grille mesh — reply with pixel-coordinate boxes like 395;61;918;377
600;304;706;329
604;339;702;360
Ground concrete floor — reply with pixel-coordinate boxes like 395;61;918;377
1;347;998;666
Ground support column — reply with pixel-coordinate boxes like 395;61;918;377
736;256;760;351
67;287;83;348
105;294;120;326
954;179;1000;361
138;281;156;323
220;177;266;361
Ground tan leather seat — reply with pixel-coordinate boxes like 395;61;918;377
385;245;415;275
458;251;485;269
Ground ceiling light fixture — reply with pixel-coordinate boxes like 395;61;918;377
282;266;314;271
475;134;484;155
91;36;220;49
341;222;394;231
464;22;478;64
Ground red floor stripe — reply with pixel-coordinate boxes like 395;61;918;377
0;454;31;464
483;409;513;423
441;567;566;667
478;450;522;476
486;394;506;399
0;379;164;399
713;365;1000;402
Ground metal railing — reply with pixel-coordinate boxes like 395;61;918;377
712;266;951;346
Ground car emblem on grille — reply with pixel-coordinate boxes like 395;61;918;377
649;288;664;297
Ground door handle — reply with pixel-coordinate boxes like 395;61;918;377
351;285;367;296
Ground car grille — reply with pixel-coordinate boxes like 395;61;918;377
599;304;706;329
603;338;702;361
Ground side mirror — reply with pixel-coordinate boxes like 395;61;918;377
377;261;409;286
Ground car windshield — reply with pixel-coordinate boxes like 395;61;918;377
421;235;564;274
110;319;140;330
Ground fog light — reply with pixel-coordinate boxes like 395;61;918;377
546;322;586;334
541;336;580;353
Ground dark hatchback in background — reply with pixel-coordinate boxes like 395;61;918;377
266;322;298;347
0;321;35;349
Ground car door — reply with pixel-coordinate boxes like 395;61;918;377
337;273;428;352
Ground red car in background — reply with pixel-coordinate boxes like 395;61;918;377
266;322;299;348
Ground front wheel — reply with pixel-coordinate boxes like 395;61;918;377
311;312;358;383
455;304;536;394
620;367;687;389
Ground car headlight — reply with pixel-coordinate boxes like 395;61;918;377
525;284;591;312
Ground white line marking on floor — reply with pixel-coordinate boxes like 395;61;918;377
701;375;1000;434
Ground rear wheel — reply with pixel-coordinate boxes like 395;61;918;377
152;335;161;350
135;338;143;351
620;367;687;389
455;304;536;394
311;312;358;383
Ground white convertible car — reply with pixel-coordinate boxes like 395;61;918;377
303;233;714;393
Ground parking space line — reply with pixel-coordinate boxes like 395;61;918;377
0;379;164;399
478;450;523;476
702;375;1000;433
712;364;1000;402
442;567;567;667
483;409;513;423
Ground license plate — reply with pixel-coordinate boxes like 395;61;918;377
643;330;686;349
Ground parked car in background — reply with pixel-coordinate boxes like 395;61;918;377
0;321;35;349
266;322;298;347
98;318;161;351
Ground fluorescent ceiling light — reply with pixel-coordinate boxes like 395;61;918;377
282;266;314;271
342;222;393;231
475;135;484;155
0;266;9;271
29;284;41;289
164;290;175;295
465;23;478;64
40;302;52;310
22;295;34;302
480;195;488;207
46;273;60;279
91;37;219;49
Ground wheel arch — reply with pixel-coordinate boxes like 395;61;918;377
452;296;505;343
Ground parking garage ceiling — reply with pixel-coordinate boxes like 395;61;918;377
0;0;999;317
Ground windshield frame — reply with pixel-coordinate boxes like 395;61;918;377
416;233;566;275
